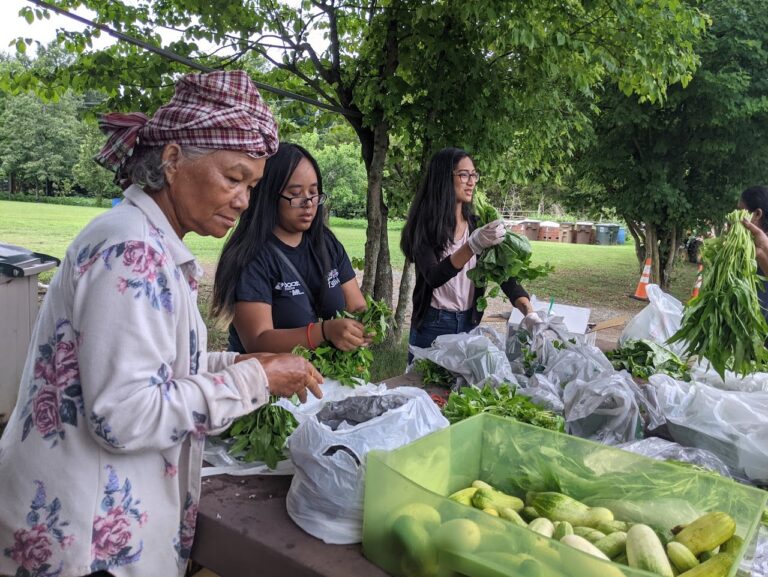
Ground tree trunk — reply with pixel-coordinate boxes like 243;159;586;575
660;225;678;292
361;121;390;297
626;218;646;267
393;259;413;344
645;223;659;285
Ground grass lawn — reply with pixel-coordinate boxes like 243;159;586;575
0;199;698;305
1;199;700;380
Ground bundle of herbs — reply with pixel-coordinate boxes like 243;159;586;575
219;398;297;468
467;193;552;310
668;209;768;378
293;294;393;386
442;383;564;432
412;358;456;388
606;339;690;381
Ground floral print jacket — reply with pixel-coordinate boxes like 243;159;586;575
0;186;269;577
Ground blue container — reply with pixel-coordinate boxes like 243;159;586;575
617;226;626;244
111;198;121;208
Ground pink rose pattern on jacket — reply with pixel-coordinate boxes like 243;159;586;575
173;492;198;562
3;481;73;577
90;466;146;572
76;233;173;314
20;320;83;446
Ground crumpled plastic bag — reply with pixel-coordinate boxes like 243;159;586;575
315;394;410;430
650;374;768;483
506;312;572;374
518;373;564;413
620;284;686;357
544;343;615;388
689;359;768;393
409;331;514;387
617;437;733;478
278;384;448;544
564;371;664;445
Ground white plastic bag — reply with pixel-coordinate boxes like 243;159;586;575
620;284;685;356
409;331;514;387
689;359;768;392
280;385;448;544
544;344;615;388
617;437;734;478
564;371;664;445
650;374;768;483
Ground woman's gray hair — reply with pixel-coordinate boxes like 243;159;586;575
119;145;214;191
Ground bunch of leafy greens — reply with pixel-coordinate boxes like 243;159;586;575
606;339;690;381
413;358;456;388
668;210;768;378
219;398;297;469
442;383;564;432
467;192;553;310
294;295;393;386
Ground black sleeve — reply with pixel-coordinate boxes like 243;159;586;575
500;276;529;304
411;243;463;289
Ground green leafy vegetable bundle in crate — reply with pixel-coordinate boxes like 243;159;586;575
467;193;552;310
668;209;768;377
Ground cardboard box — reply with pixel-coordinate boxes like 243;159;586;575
507;296;595;346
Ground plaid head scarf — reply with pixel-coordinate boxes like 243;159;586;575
95;70;279;172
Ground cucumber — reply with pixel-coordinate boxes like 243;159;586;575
673;512;736;556
666;542;699;573
434;518;482;553
528;517;555;538
553;521;574;540
594;531;627;559
391;515;438;577
626;524;674;577
528;492;613;527
677;553;734;577
560;534;610;560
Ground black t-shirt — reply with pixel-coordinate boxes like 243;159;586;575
228;229;356;352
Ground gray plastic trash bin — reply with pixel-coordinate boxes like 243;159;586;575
606;223;620;245
0;243;60;421
595;223;612;245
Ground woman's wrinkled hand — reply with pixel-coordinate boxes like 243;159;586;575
257;353;324;403
322;318;371;351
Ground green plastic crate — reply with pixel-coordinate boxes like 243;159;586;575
362;414;766;577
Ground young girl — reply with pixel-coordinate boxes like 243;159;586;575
213;142;371;354
401;147;537;361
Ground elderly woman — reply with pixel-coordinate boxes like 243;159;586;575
0;71;322;577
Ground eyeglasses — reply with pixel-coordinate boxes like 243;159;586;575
454;170;481;183
279;193;328;208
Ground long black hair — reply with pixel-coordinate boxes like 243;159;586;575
212;142;331;321
740;185;768;232
401;147;474;261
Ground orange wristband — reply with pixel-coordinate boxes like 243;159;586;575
306;322;316;349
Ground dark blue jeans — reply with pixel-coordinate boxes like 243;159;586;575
408;307;478;363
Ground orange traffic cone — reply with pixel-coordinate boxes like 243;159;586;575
630;258;653;301
690;264;703;300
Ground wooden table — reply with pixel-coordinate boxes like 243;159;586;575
191;474;388;577
190;373;420;577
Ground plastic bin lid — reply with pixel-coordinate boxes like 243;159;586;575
539;221;560;227
575;221;593;225
0;243;60;278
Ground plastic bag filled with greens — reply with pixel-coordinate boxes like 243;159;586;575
668;209;768;378
467;193;553;310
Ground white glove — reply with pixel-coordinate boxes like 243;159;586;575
521;312;542;332
468;219;506;255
